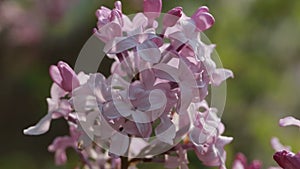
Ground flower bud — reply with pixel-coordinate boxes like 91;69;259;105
143;0;162;20
191;6;215;31
163;7;182;28
49;61;80;92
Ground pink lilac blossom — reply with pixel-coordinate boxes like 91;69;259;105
273;150;300;169
232;153;262;169
271;116;300;169
24;1;234;168
48;126;81;165
279;116;300;128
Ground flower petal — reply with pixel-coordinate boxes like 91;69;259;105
109;132;129;155
143;0;162;20
163;7;182;28
155;116;176;145
273;150;300;169
211;68;234;86
137;40;161;63
23;113;52;135
49;65;63;88
279;116;300;127
271;137;291;152
104;36;138;54
191;7;215;31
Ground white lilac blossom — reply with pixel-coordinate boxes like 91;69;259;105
24;1;234;169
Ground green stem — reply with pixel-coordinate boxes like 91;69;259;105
121;156;129;169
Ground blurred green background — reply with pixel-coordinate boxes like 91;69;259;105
1;0;300;168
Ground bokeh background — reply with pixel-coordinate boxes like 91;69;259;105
1;0;300;168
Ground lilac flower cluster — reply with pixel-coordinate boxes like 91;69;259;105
24;0;236;168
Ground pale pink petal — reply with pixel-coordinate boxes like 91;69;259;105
123;120;140;136
136;122;152;138
49;61;81;92
155;117;176;145
110;9;123;26
271;137;291;152
125;13;148;34
279;116;300;127
189;127;209;146
114;1;122;12
143;0;162;20
191;7;215;31
137;40;161;63
249;160;262;169
128;137;148;158
50;83;67;100
49;65;63;88
196;6;209;13
232;153;247;169
140;69;155;88
233;161;245;169
93;119;115;139
211;68;234;86
168;31;188;48
107;100;132;118
23;113;52;135
77;72;90;85
195;136;233;167
109;132;129;155
104;36;138;54
95;22;122;43
58;61;80;91
148;89;167;111
96;6;111;27
51;100;72;119
163;7;182;28
72;86;97;113
131;109;152;123
48;126;79;165
102;104;121;119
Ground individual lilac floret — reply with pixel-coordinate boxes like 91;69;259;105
163;7;183;28
271;137;291;152
143;0;162;23
279;116;300;127
93;1;123;43
189;101;233;169
95;1;123;28
49;61;80;92
48;126;81;165
273;150;300;169
191;6;215;31
23;83;71;135
232;153;262;169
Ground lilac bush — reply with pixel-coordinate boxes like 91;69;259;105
24;0;298;169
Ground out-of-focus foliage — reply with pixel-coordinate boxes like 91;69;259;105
1;0;300;168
